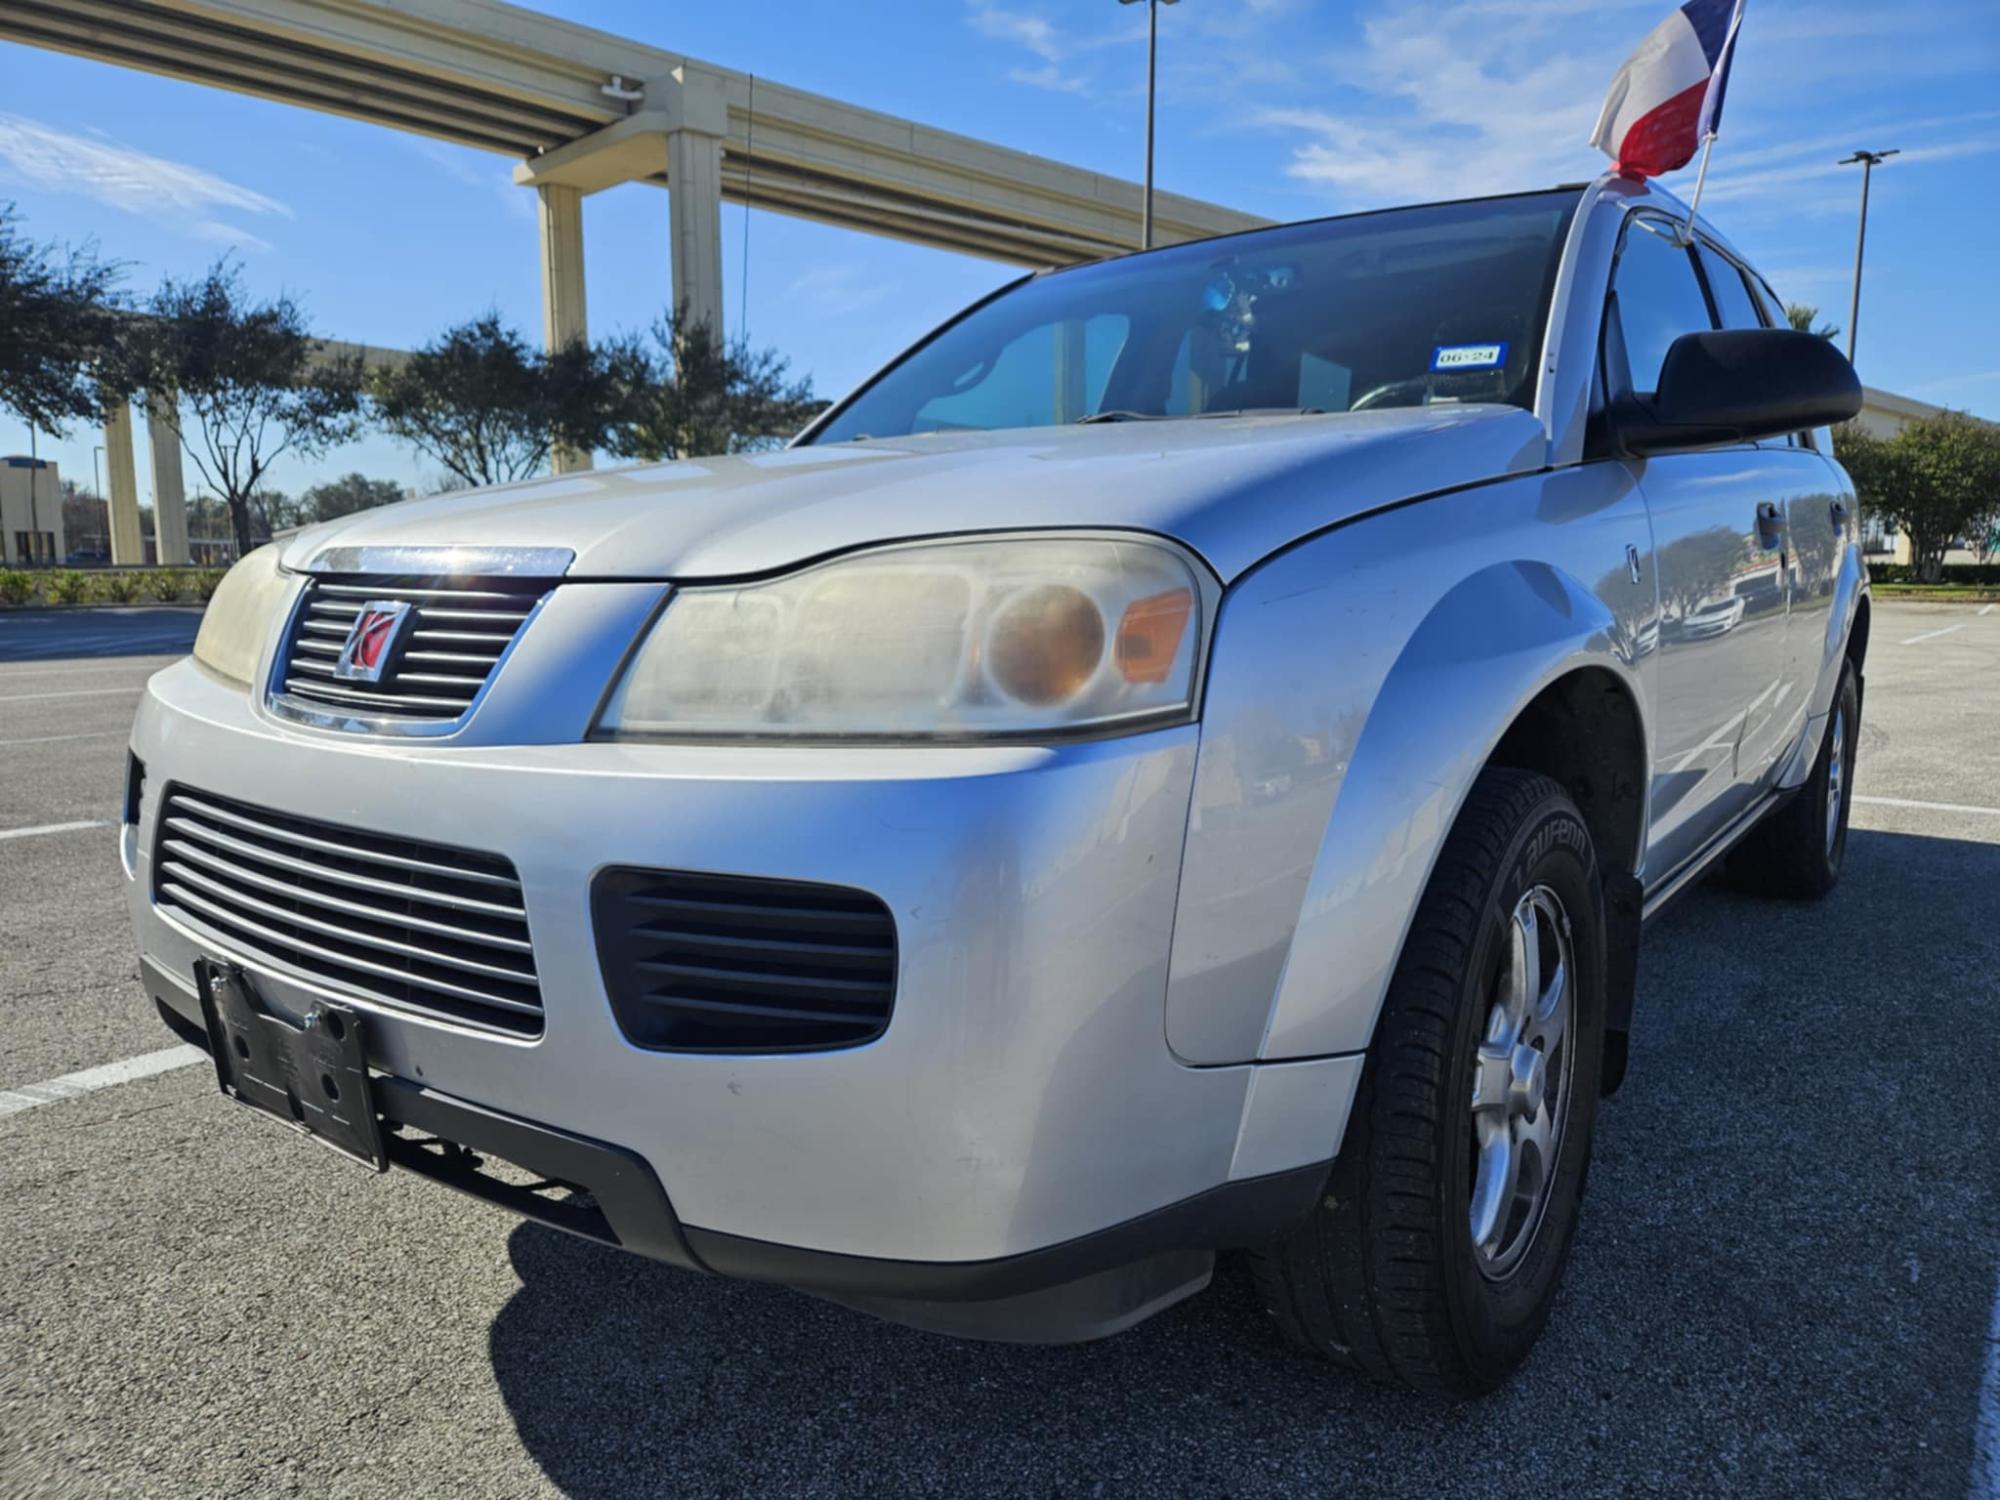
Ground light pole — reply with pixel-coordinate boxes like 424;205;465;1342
1119;0;1178;250
1838;149;1897;366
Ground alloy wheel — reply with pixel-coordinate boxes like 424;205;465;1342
1469;884;1576;1280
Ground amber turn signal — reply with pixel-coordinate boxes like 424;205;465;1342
1115;588;1193;684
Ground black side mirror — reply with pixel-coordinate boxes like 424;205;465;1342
1617;329;1863;456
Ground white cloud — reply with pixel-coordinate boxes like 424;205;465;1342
787;263;893;318
1008;64;1091;95
963;1;1150;99
190;219;274;253
1910;370;2000;396
0;112;290;242
407;137;535;223
967;3;1065;64
1243;0;1995;214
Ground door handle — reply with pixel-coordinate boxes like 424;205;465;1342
1829;498;1848;533
1755;501;1785;549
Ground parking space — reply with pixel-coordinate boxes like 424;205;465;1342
2;601;1996;1499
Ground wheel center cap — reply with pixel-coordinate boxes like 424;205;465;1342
1509;1044;1546;1120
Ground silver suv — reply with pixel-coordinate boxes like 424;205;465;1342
128;173;1864;1394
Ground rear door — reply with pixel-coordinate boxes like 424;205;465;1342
1733;258;1850;738
1608;216;1794;883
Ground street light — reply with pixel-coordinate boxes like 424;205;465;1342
1838;149;1898;366
1119;0;1179;250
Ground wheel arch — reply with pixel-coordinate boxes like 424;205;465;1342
1234;555;1652;1066
1484;665;1649;1094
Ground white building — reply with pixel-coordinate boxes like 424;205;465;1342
0;456;65;565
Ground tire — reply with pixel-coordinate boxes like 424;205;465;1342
1726;657;1859;901
1248;769;1606;1396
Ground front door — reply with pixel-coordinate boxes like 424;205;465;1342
1607;215;1795;884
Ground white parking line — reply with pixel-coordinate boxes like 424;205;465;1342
0;819;112;842
1975;1269;2000;1499
0;661;169;679
0;687;146;703
1854;795;2000;819
0;730;125;748
1900;624;1968;646
0;1045;207;1120
1980;603;1997;617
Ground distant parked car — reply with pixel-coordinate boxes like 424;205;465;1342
125;173;1864;1395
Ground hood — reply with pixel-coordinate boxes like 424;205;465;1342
281;405;1547;584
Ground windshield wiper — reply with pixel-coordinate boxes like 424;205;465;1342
1076;406;1326;425
1193;406;1327;419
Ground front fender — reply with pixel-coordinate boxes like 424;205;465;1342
1165;464;1654;1065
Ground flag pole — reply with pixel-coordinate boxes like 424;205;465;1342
1678;132;1718;245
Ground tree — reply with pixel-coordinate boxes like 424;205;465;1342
138;262;364;556
609;307;826;462
1785;303;1841;342
302;472;406;523
59;478;109;557
1837;413;2000;582
0;206;132;436
369;314;637;487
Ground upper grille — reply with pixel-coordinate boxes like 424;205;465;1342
276;575;550;723
153;785;543;1036
592;868;897;1052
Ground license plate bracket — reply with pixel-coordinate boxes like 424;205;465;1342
196;960;387;1172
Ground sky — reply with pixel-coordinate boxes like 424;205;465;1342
1;0;1995;505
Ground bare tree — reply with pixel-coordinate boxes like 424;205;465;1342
140;262;364;556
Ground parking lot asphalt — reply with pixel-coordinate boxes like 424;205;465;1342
2;600;1996;1499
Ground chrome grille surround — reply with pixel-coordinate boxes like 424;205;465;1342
151;785;543;1036
268;573;552;735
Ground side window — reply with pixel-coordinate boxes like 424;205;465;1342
1609;219;1716;397
1696;246;1764;330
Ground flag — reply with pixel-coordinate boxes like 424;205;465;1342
1590;0;1746;179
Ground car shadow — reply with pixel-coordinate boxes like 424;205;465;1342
486;826;2000;1499
0;606;202;661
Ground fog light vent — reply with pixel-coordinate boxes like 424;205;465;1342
592;868;896;1053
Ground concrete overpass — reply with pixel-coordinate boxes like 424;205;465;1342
1;0;1270;557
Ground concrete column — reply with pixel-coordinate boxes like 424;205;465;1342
663;64;729;339
1052;320;1088;423
668;127;725;338
104;401;144;567
146;393;190;566
536;182;592;474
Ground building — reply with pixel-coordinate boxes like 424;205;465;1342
0;456;66;565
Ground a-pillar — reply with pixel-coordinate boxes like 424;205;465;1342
103;401;145;566
664;64;727;339
147;393;190;565
537;182;592;474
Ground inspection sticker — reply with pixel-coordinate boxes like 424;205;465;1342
1431;342;1509;371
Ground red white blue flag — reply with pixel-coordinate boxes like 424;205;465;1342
1590;0;1746;179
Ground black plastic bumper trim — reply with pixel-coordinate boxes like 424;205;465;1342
684;1158;1328;1304
145;956;1330;1325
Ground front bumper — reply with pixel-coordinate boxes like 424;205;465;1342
127;653;1359;1331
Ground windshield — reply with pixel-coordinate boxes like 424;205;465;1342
810;189;1581;444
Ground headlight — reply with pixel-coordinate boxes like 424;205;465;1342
192;544;292;686
598;535;1208;741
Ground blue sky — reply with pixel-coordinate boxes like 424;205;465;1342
1;0;1994;502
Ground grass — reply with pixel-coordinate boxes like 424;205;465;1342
1870;583;2000;602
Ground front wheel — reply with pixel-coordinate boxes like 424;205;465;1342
1249;769;1605;1396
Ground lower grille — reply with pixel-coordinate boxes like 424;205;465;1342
592;868;897;1052
152;786;543;1036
